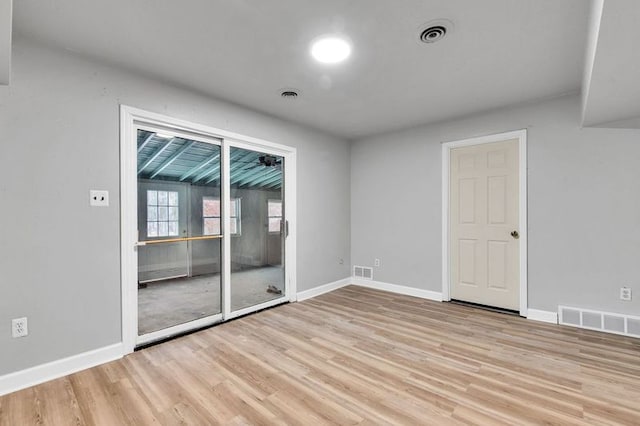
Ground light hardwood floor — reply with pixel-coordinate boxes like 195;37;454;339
1;286;640;425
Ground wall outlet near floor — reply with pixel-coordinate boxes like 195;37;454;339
374;258;381;267
12;317;28;338
620;287;632;301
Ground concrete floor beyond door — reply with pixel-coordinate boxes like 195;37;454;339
138;266;284;334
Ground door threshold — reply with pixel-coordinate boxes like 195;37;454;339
136;320;223;351
450;299;520;316
135;301;290;351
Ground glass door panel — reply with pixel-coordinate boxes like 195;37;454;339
137;129;222;336
229;147;285;312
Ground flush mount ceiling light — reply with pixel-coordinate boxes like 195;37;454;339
418;19;454;44
310;36;352;64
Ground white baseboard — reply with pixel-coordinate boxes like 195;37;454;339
0;343;123;397
297;277;351;302
297;277;559;327
352;278;443;302
527;309;558;324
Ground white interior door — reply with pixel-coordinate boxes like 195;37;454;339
450;139;520;310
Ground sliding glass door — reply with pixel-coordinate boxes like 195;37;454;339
129;119;292;347
229;147;286;313
136;128;223;341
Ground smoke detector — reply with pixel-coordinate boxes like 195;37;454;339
419;19;454;44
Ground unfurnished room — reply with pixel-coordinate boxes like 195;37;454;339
1;0;639;424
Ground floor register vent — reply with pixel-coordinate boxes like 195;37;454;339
559;305;640;339
353;265;373;280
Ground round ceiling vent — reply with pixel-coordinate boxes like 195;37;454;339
418;19;453;44
280;89;299;99
420;26;446;43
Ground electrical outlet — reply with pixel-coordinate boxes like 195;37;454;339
89;190;109;207
12;317;28;338
620;287;632;301
374;258;381;267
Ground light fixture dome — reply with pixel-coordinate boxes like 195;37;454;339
310;36;351;64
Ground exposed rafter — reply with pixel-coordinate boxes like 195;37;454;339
229;148;250;161
136;133;155;153
149;141;196;179
192;163;221;183
232;166;274;187
230;151;261;170
179;153;220;181
137;139;282;189
247;172;282;189
138;138;175;175
229;153;261;175
263;182;281;190
204;174;221;185
235;167;280;187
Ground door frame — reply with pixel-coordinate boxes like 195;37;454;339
441;129;527;315
120;105;297;354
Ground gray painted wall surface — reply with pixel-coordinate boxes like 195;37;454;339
0;38;351;375
351;94;640;315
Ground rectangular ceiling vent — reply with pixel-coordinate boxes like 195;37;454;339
353;265;373;280
558;305;640;339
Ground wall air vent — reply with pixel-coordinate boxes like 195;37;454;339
353;265;373;280
558;305;640;339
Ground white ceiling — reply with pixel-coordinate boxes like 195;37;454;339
0;0;11;85
13;0;592;139
582;0;640;127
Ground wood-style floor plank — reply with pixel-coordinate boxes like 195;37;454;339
2;286;640;425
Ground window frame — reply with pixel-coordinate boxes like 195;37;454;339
267;199;283;235
146;189;180;238
203;196;241;236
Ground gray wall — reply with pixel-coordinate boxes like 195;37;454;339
351;94;640;315
0;38;351;376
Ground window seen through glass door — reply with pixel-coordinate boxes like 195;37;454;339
203;197;241;235
268;199;282;233
147;190;179;237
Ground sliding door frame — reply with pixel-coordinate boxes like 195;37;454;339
222;137;295;320
120;105;297;354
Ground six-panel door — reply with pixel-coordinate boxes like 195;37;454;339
450;139;520;310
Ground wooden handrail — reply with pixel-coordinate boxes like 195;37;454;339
137;235;223;245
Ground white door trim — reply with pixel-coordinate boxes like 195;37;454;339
441;129;528;316
120;105;297;354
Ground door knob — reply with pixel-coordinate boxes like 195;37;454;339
510;230;519;239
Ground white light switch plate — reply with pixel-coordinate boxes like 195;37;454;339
90;190;109;207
